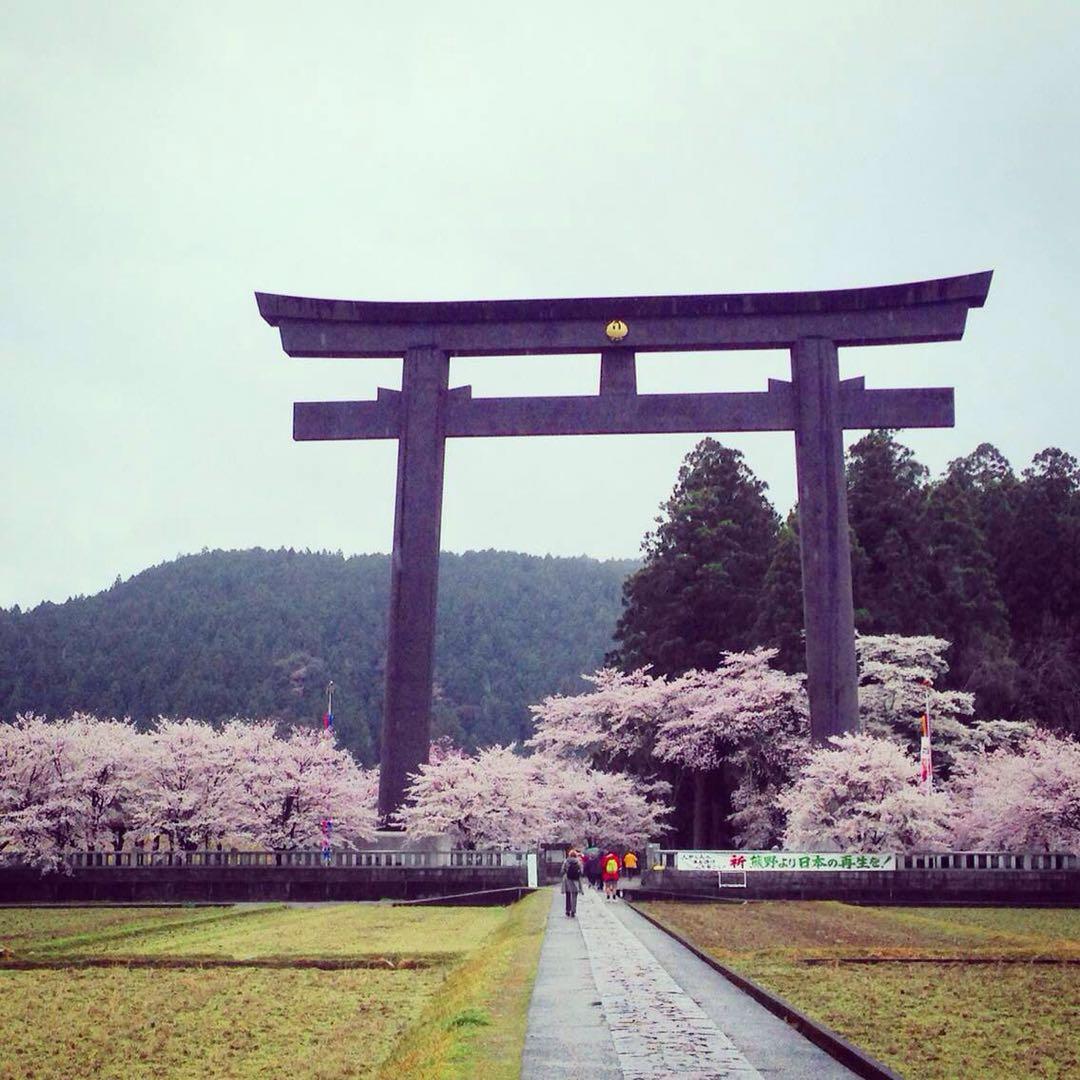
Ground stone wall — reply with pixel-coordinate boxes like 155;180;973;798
0;865;528;904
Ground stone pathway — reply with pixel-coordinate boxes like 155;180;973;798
577;890;761;1078
522;887;858;1079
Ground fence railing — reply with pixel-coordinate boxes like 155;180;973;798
657;849;1078;872
29;848;1078;873
55;848;530;870
897;851;1076;871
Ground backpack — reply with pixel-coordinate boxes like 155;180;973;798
565;857;581;880
605;856;619;875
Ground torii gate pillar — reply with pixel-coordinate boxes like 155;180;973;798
791;338;859;740
380;347;450;819
256;271;992;822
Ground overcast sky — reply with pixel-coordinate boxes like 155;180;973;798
3;3;1078;610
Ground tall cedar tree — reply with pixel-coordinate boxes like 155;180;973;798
1005;449;1080;733
846;430;934;634
611;439;779;677
924;470;1017;716
750;510;806;673
944;444;1080;732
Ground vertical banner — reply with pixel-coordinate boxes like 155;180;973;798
919;680;933;792
322;680;335;865
324;679;335;731
526;852;538;889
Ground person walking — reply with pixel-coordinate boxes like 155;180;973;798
561;848;584;917
601;850;621;900
623;849;639;881
584;849;602;891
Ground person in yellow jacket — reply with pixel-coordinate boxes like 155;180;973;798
623;850;639;881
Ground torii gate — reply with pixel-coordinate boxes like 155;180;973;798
256;271;992;823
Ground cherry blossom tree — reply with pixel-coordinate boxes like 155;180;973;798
0;715;83;868
653;648;809;847
529;653;806;847
129;718;246;851
399;745;555;848
0;714;380;865
0;715;144;869
950;730;1080;851
543;760;671;848
858;634;973;741
778;733;955;852
527;667;669;772
399;745;670;849
65;715;144;851
225;721;377;849
856;634;1031;770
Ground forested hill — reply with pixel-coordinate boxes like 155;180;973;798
0;549;638;763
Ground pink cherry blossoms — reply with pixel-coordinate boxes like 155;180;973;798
527;634;1071;851
950;730;1080;852
529;647;808;847
4;625;1074;865
778;732;955;852
398;744;669;849
856;634;1032;766
0;714;377;869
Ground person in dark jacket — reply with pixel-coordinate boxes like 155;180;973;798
561;848;584;917
584;850;602;891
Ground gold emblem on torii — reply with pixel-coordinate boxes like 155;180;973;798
605;319;629;342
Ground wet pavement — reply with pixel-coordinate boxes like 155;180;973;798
521;887;858;1079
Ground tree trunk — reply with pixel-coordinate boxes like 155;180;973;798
692;771;708;848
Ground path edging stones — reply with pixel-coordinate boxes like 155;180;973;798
627;901;905;1080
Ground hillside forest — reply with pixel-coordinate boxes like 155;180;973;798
0;551;635;763
1;432;1077;770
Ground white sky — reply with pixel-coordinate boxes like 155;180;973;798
2;2;1078;610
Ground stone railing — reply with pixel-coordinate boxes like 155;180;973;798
897;851;1076;871
59;848;530;870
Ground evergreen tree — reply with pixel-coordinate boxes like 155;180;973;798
846;431;933;634
751;510;805;673
943;442;1018;563
1005;449;1080;733
611;439;779;677
923;473;1017;716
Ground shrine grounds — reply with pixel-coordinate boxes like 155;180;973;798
639;900;1080;1080
0;898;1077;1079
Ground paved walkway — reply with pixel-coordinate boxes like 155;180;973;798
522;887;858;1079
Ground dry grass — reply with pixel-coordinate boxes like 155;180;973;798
0;899;549;1079
374;890;550;1080
57;904;506;962
0;905;244;957
638;901;1080;1080
0;966;440;1080
639;900;1080;961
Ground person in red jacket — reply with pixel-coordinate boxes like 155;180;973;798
601;850;621;900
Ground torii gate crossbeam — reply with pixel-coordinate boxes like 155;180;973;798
256;272;992;823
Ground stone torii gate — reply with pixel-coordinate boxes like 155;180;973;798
256;271;992;822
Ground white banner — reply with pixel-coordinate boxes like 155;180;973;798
674;850;896;872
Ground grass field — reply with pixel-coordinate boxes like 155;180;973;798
0;897;549;1080
638;900;1080;1080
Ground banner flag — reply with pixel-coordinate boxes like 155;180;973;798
675;850;896;872
919;682;933;791
323;679;335;731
